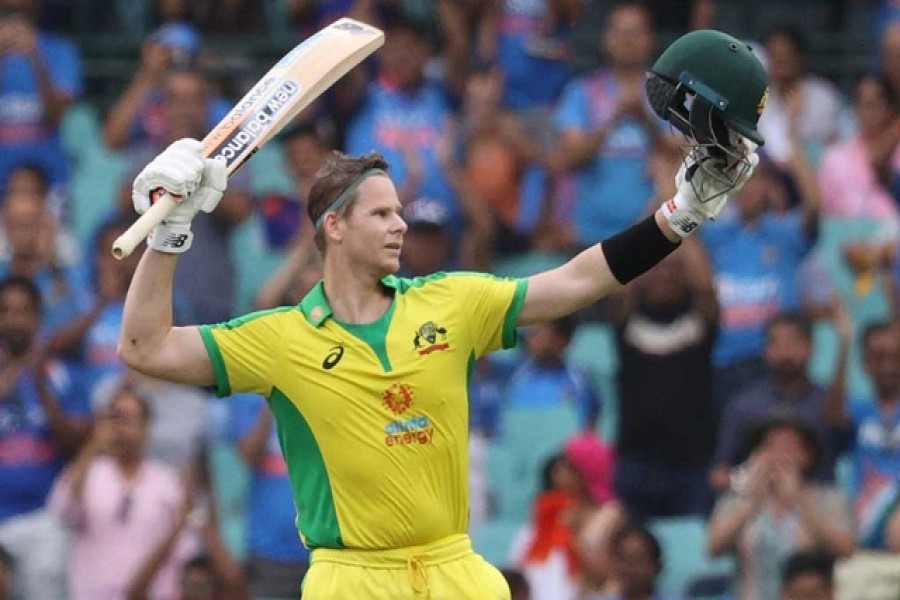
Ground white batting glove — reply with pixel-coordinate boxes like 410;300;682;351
132;139;227;253
661;139;759;238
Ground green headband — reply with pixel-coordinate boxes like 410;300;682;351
313;169;387;231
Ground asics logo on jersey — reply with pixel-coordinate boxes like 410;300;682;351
322;345;344;370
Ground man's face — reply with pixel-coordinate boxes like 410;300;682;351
379;28;429;90
766;34;804;86
285;134;328;182
602;6;654;70
107;393;148;460
0;286;39;357
635;253;687;309
2;194;45;260
162;71;209;141
864;328;900;393
764;322;811;379
782;573;833;600
613;534;659;596
855;77;895;139
336;176;407;276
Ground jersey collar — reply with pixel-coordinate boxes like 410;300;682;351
299;276;401;327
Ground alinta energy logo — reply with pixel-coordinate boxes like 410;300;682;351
382;383;434;447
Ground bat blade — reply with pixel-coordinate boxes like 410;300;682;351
112;18;384;259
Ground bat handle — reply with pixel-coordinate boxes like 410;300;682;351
111;193;178;259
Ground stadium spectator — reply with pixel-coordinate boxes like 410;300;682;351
699;151;819;409
503;316;600;433
780;551;835;600
345;17;463;233
450;63;547;257
818;74;900;225
0;180;92;336
824;318;900;552
127;67;253;324
46;217;140;405
611;242;718;519
48;385;199;600
0;162;79;265
0;275;88;600
513;452;623;600
554;1;665;248
127;505;247;600
0;0;81;198
590;524;675;600
707;417;854;600
710;313;844;492
491;0;580;145
757;25;843;170
229;393;308;600
398;198;454;277
255;124;331;253
101;22;232;152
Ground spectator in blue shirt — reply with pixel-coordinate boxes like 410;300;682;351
553;1;664;248
825;319;900;552
229;394;309;600
699;150;820;409
0;186;92;337
0;275;90;600
710;313;842;493
0;0;81;196
503;316;599;431
345;17;463;235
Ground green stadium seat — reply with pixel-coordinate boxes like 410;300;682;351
565;322;619;442
209;442;250;560
470;518;523;569
647;516;735;597
485;441;530;522
491;251;568;279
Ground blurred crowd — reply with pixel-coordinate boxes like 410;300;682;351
0;0;899;599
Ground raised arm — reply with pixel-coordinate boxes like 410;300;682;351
519;149;758;325
117;140;226;385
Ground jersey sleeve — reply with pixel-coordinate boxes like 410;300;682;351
449;274;528;357
198;308;291;397
553;80;589;133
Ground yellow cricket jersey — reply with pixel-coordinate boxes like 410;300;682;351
199;272;527;551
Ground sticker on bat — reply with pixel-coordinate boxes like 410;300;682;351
209;80;302;166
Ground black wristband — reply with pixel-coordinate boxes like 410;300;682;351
602;214;680;285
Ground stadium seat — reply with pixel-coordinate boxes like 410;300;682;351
485;441;530;522
565;322;619;442
491;251;568;279
492;406;581;522
471;518;523;569
209;442;250;559
647;516;735;598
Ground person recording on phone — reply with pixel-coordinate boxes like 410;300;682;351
48;385;202;600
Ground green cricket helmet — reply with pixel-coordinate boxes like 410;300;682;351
646;29;769;153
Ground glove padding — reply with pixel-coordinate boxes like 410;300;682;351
132;139;227;253
661;139;759;238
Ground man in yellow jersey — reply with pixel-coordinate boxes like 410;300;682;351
118;30;766;600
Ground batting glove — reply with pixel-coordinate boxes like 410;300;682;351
661;139;759;238
132;139;227;253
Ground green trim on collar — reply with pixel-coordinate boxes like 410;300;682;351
299;277;402;328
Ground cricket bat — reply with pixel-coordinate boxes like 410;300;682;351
112;17;384;259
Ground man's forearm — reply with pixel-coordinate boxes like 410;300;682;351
119;250;179;365
28;51;69;127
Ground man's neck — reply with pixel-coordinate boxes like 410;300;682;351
116;456;142;478
773;374;809;398
8;256;43;278
322;260;393;325
877;387;900;414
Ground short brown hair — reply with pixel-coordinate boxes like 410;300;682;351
307;151;390;252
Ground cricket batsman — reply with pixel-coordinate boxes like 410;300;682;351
118;30;768;599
